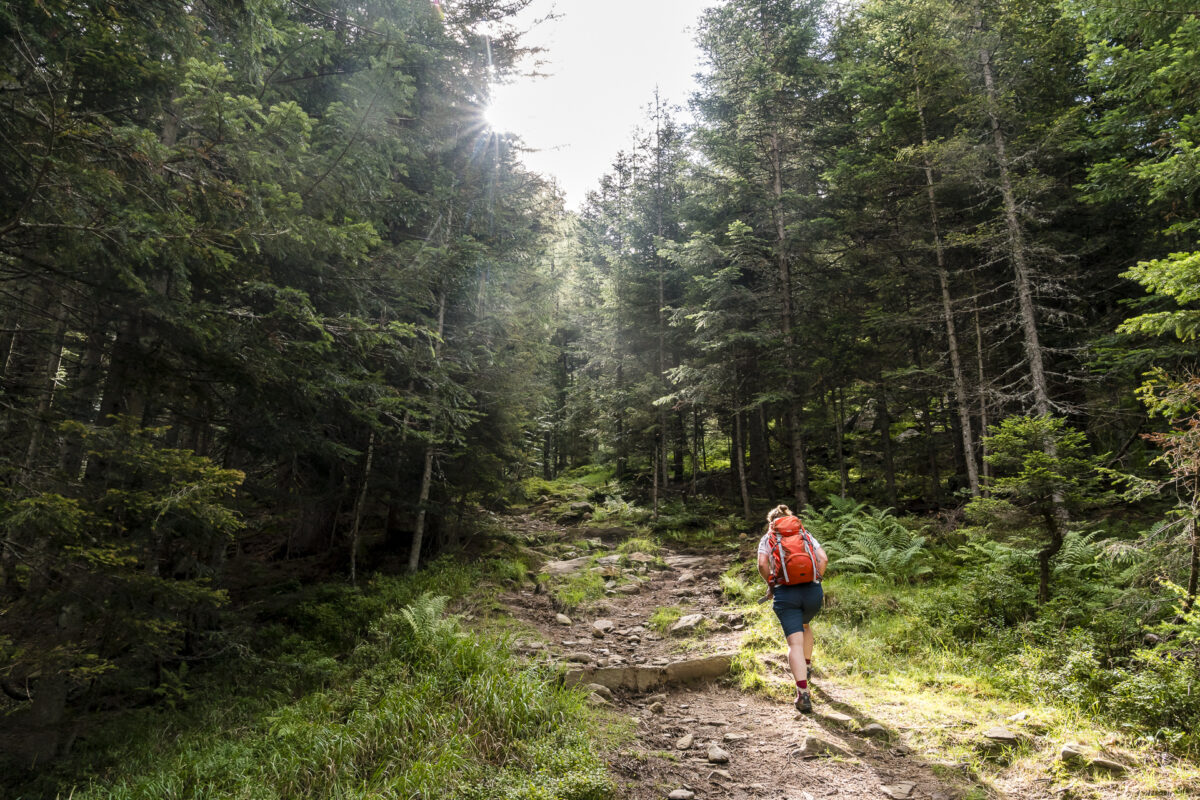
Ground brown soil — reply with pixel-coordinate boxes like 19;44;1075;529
497;515;973;800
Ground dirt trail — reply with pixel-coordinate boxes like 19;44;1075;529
499;516;969;800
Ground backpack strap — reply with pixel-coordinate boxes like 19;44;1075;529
799;528;819;582
767;520;787;586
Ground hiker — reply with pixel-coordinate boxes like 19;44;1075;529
757;504;827;713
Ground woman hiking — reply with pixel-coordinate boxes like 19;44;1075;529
757;504;828;713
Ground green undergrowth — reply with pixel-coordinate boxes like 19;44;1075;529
13;557;616;800
549;569;608;612
519;466;616;508
647;605;686;635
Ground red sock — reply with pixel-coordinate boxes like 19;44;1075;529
796;679;808;690
806;659;812;667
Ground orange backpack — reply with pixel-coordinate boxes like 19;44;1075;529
767;515;819;586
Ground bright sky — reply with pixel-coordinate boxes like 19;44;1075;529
487;0;714;209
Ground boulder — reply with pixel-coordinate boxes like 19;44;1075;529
675;733;695;750
670;614;705;635
616;583;642;595
570;501;595;514
722;733;748;743
648;701;665;714
880;783;916;799
676;570;697;584
555;613;573;626
592;619;615;635
626;551;657;564
565;652;592;664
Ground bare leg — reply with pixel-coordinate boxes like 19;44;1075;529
803;623;814;663
786;630;807;683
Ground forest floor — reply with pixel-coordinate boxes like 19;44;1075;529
486;511;1190;800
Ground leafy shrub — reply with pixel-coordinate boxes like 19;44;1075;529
923;562;1038;641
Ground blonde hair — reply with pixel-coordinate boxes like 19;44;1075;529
766;504;792;528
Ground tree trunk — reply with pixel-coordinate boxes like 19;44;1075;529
974;300;991;495
749;404;771;496
407;290;448;575
877;385;897;508
834;388;848;499
1182;511;1199;617
921;401;941;506
1038;510;1064;604
652;447;660;520
349;432;375;586
673;410;686;484
977;10;1052;416
734;409;752;520
691;409;700;497
770;129;809;510
917;88;979;496
23;298;68;472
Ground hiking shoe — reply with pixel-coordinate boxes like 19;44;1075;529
794;690;813;714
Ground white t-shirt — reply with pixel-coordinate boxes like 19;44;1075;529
758;530;822;556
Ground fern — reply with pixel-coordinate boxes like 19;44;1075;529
823;507;931;584
391;592;461;664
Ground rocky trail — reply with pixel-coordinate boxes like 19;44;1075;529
496;515;973;800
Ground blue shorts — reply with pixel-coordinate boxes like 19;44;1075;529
772;582;823;638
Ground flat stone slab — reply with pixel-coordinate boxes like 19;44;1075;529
1090;757;1128;776
983;726;1021;743
565;653;734;693
664;555;708;569
666;654;733;683
881;782;916;799
545;556;592;575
